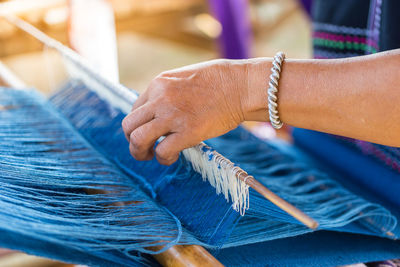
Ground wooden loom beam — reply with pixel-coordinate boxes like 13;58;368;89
152;245;223;267
0;60;26;88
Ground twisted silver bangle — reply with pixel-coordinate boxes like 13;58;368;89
268;51;285;129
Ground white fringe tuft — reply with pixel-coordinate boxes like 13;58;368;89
65;59;250;215
182;143;249;215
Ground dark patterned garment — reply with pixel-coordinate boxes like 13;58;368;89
311;0;400;173
310;1;400;265
312;0;400;57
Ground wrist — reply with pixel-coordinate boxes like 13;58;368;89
241;58;272;122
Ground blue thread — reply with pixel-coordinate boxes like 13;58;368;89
50;81;398;244
1;84;399;266
0;88;188;266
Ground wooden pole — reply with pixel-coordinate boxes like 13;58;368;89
87;188;224;266
152;245;223;267
0;61;26;88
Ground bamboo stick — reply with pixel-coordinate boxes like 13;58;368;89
0;60;26;88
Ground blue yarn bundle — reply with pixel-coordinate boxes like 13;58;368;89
293;128;400;214
0;83;399;266
0;88;199;266
50;80;399;244
1;15;399;266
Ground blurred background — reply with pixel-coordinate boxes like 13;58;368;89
0;0;310;266
0;0;311;93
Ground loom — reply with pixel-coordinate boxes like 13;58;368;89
0;16;400;267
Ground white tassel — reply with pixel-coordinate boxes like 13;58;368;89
182;144;249;215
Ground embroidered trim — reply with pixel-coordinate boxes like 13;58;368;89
313;38;377;53
366;0;382;54
312;22;372;36
313;31;378;49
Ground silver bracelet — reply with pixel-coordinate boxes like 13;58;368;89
268;51;285;129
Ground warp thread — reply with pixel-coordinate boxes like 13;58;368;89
0;88;197;266
50;80;398;247
0;85;399;266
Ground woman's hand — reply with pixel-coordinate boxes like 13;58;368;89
122;59;268;165
123;50;400;159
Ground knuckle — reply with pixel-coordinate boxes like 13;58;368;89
121;116;130;131
157;155;175;166
155;144;180;166
130;131;145;151
129;142;147;160
156;71;168;79
155;145;172;161
129;142;139;159
153;77;176;92
159;159;173;166
157;70;175;79
153;74;169;86
156;157;168;166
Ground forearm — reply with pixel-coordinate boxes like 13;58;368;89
245;50;400;147
122;50;400;165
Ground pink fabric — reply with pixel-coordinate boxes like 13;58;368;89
313;31;379;49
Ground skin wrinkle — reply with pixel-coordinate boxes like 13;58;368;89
122;49;400;165
243;62;251;120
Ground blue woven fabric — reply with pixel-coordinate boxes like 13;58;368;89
0;88;195;266
50;81;399;244
215;231;400;267
293;128;400;211
1;86;400;266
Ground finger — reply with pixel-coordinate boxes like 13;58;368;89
155;133;190;165
131;91;148;111
129;119;170;161
122;103;154;141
